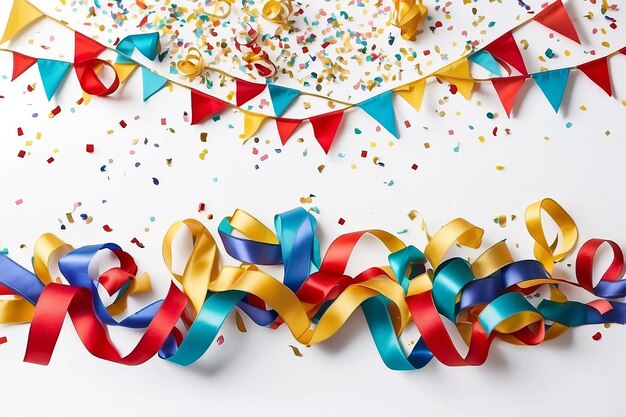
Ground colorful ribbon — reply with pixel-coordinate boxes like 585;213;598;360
1;198;625;370
234;25;277;78
261;0;293;24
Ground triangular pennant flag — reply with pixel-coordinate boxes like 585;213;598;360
37;58;71;101
468;50;502;76
578;57;612;96
75;32;106;62
268;84;300;117
434;58;474;99
116;32;160;63
309;110;345;154
236;79;267;106
191;90;229;124
11;51;37;81
141;68;168;101
239;112;266;141
484;31;528;75
621;47;626;55
1;0;44;44
531;68;570;113
393;79;426;113
113;62;138;84
357;91;399;138
491;76;527;118
535;0;580;44
276;118;302;145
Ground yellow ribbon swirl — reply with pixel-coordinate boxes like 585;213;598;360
391;0;428;41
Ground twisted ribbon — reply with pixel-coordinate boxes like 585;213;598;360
176;48;206;81
235;25;277;78
261;0;293;24
1;198;625;370
390;0;428;41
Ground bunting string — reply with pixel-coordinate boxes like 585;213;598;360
1;198;626;370
1;0;625;153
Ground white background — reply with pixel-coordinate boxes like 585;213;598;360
1;1;626;416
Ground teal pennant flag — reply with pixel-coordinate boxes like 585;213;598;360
37;58;71;101
268;84;300;117
531;68;570;113
468;50;501;76
142;68;168;101
116;32;160;64
357;91;399;138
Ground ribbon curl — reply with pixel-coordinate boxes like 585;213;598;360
391;0;428;41
261;0;293;24
176;47;206;81
1;198;626;371
235;25;277;78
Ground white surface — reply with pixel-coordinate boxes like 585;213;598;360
1;1;626;416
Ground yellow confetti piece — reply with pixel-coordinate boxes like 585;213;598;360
496;165;504;171
289;345;303;357
235;311;247;333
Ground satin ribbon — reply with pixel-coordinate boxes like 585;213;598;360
176;47;205;81
2;198;626;370
391;0;428;41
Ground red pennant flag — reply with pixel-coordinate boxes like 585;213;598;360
236;79;267;106
491;76;527;118
534;0;580;44
578;57;612;96
309;110;345;154
276;118;302;145
11;51;37;81
620;47;626;55
191;90;229;125
75;32;106;62
484;31;528;76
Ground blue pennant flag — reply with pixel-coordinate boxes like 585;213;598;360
116;32;160;64
37;58;71;101
268;84;300;117
357;91;399;138
531;68;570;113
468;50;501;76
142;68;168;101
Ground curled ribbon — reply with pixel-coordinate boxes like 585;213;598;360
1;198;626;370
391;0;428;41
261;0;293;24
176;47;206;81
235;25;277;78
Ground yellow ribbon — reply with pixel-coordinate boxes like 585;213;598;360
261;0;293;24
390;0;428;41
176;47;205;81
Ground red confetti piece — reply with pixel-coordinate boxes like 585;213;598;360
103;225;113;232
0;336;7;345
17;150;26;158
15;199;23;205
592;332;602;341
361;150;368;158
17;127;24;136
86;144;95;153
160;118;167;125
411;163;418;170
47;157;54;164
198;203;205;212
119;120;127;128
338;218;345;225
216;335;224;345
404;120;411;128
130;237;145;248
50;106;61;117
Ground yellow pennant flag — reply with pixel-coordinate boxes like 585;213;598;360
434;58;474;100
393;78;426;113
239;112;266;142
113;62;139;84
1;0;45;44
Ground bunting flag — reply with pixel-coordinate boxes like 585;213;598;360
578;57;612;96
484;31;528;76
11;51;37;81
113;62;139;84
534;0;580;44
116;32;160;64
357;91;399;138
434;58;474;99
1;0;44;44
491;76;527;118
141;68;168;101
309;110;345;154
37;59;71;101
236;79;267;106
275;118;302;145
393;79;426;113
468;50;502;76
531;68;570;113
74;32;106;62
268;84;300;117
239;112;266;141
190;90;229;125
